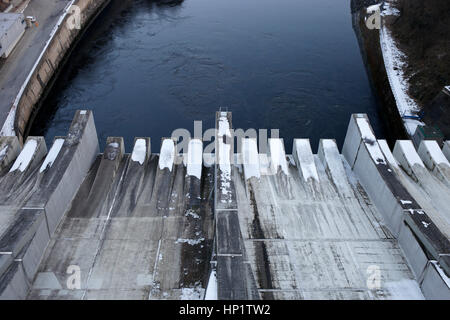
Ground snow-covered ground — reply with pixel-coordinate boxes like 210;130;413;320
379;0;425;136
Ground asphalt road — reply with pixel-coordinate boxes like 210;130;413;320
0;0;71;132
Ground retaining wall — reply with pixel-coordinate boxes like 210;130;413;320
12;0;109;143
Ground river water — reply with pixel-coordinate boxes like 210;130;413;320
30;0;385;152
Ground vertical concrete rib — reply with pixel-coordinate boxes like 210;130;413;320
215;111;258;300
292;139;319;183
318;139;353;198
185;139;203;208
241;138;260;181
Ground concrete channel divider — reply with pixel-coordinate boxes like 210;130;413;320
7;136;47;181
318;139;353;198
106;137;150;217
342;113;450;299
417;140;450;186
241;138;260;181
0;110;99;299
0;137;46;200
292;139;319;183
393;140;425;179
68;137;124;218
0;137;21;175
214;111;259;300
268;138;289;176
393;140;450;217
150;137;177;215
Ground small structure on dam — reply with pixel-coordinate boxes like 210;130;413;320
0;111;449;299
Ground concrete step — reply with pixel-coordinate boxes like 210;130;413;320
417;140;450;187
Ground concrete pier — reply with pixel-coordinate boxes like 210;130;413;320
0;110;449;299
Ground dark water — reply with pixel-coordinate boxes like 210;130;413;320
30;0;385;152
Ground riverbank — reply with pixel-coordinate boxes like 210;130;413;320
352;0;449;145
351;0;407;147
0;0;110;143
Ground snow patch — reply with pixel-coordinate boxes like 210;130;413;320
10;139;37;172
218;138;232;200
204;270;218;300
380;2;424;136
180;285;205;300
187;139;203;179
185;209;200;219
0;145;9;162
159;139;175;171
356;117;386;165
176;238;205;246
131;139;147;165
242;138;260;180
399;141;424;167
218;114;231;138
366;4;381;14
39;138;64;173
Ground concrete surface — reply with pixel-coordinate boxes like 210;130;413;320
0;110;449;299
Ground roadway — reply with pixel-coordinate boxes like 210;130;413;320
0;0;71;133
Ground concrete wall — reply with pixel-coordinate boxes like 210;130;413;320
343;113;450;299
13;0;109;143
0;110;99;299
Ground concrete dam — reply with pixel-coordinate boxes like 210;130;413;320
0;110;448;300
